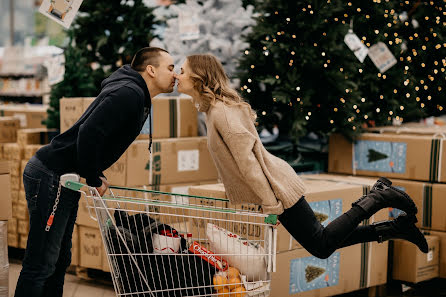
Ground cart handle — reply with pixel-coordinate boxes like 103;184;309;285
63;180;278;225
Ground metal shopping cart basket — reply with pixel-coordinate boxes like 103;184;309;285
64;180;278;297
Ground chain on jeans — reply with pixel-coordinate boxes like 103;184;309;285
45;181;62;232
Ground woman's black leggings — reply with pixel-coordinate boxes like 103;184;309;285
278;196;379;259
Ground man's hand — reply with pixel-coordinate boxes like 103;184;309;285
95;176;109;196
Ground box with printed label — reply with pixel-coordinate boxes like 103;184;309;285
126;137;218;186
0;117;20;143
139;96;198;139
59;97;95;133
329;133;446;183
425;231;446;278
79;225;102;269
271;244;382;297
0;104;48;129
392;235;439;283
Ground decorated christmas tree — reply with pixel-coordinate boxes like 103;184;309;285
394;1;445;117
150;0;255;83
237;0;429;142
46;0;159;129
44;37;96;128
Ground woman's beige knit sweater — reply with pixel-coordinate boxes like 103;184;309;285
205;100;306;215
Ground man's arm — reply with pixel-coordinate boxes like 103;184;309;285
76;88;142;187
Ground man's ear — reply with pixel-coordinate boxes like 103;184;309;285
146;65;156;78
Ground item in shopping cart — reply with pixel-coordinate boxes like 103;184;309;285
206;223;267;281
230;286;247;297
227;276;243;290
152;233;181;254
227;266;240;279
213;273;228;291
189;241;229;271
216;287;231;295
114;210;158;233
107;223;216;296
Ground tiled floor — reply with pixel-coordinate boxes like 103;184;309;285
8;260;116;297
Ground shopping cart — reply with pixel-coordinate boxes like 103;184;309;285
65;180;278;297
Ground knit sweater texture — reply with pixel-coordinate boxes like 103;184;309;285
205;100;306;214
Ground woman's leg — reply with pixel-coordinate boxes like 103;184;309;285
279;196;368;259
279;196;427;260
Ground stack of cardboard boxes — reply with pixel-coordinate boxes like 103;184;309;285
328;124;446;283
188;180;389;297
59;96;219;273
0;161;12;295
1;127;56;250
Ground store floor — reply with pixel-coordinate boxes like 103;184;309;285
8;260;115;297
8;258;446;297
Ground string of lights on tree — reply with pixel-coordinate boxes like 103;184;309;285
236;0;445;141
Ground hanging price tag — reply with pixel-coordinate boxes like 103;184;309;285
39;0;84;29
368;42;397;73
344;30;368;63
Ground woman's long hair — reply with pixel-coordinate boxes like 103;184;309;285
187;54;256;120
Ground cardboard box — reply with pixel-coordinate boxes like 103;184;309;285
302;173;446;232
426;231;446;278
0;161;12;220
11;190;18;203
79;225;102;270
24;144;43;160
18;191;26;206
17;128;57;146
19;234;28;249
271;243;387;297
15;203;29;220
392;235;439;283
0;117;20;143
125;137;218;186
103;152;127;186
139;96;198;139
9;160;20;177
329;133;446;183
8;217;17;234
17;219;29;235
71;224;79;266
8;232;18;248
2;143;23;160
10;175;20;191
0;104;48;129
59;97;95;133
101;245;110;272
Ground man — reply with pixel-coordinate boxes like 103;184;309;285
15;47;176;297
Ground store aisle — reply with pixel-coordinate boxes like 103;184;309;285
8;260;115;297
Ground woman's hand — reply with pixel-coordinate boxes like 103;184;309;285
95;177;109;196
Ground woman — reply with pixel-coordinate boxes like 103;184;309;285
175;54;428;259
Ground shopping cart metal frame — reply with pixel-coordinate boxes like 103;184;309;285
65;180;278;297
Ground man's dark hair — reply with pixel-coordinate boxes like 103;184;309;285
131;47;169;72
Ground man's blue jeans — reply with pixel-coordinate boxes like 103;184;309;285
15;156;81;297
